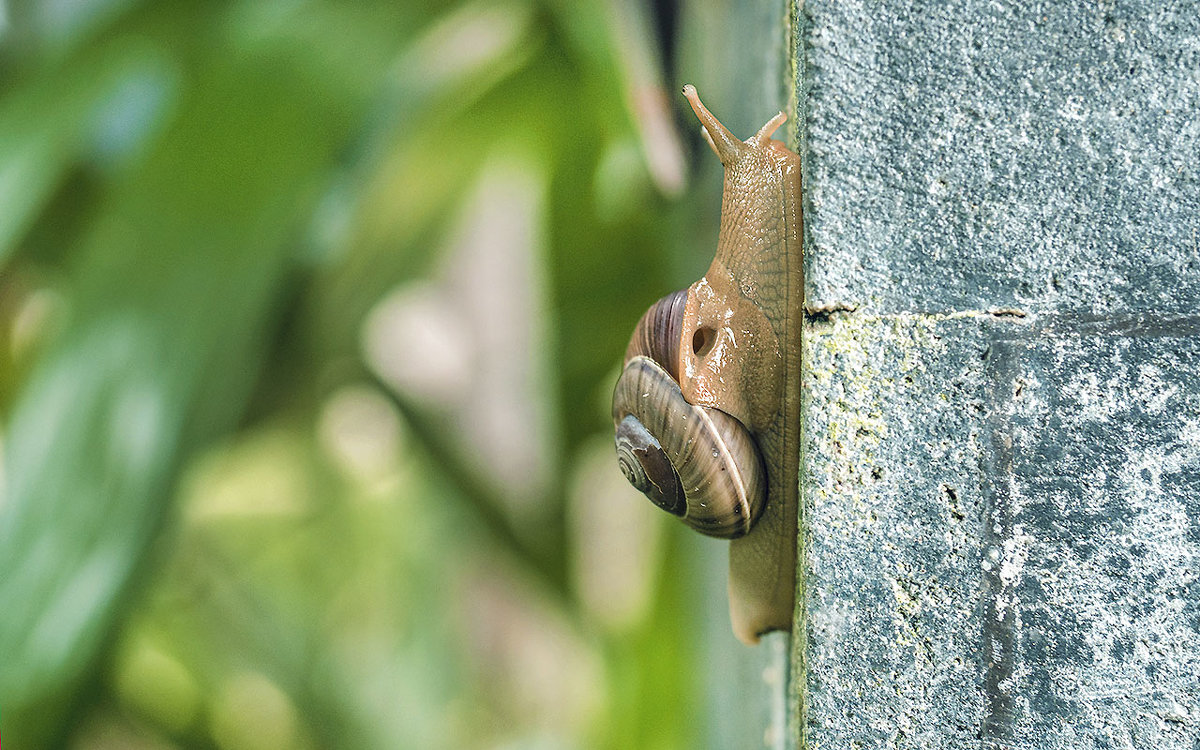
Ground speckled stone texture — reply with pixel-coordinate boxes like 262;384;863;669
795;0;1200;747
800;0;1200;317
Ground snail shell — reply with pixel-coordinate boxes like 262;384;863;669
613;296;766;537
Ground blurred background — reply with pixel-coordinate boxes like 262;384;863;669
0;0;787;747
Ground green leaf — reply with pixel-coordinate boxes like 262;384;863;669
0;22;387;746
0;42;169;267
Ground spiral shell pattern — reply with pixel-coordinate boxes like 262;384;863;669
612;353;765;539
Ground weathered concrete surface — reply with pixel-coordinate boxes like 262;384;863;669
800;0;1200;316
795;0;1200;746
802;312;1200;748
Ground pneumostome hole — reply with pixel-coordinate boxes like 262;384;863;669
692;326;715;358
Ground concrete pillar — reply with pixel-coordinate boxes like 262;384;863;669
796;1;1200;747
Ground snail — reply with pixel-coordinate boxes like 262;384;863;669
613;85;802;644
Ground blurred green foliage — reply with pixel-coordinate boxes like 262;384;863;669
0;0;718;747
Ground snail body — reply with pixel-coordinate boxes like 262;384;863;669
613;85;802;644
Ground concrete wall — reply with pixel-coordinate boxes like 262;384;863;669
795;1;1200;747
